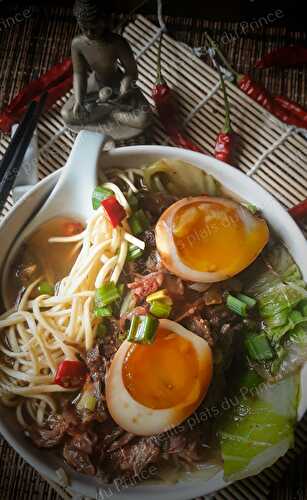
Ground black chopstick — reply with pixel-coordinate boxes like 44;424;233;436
0;92;48;215
0;102;37;181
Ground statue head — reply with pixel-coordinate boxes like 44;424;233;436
73;0;108;40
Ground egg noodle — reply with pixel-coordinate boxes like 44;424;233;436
0;168;145;427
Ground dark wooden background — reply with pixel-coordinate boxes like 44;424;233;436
1;0;307;30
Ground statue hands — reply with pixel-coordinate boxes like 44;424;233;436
119;76;135;97
73;101;89;120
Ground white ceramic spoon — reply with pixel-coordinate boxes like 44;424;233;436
2;130;112;308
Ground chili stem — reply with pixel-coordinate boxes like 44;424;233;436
157;32;164;83
205;32;239;78
216;63;232;133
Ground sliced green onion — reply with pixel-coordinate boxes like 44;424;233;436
127;244;144;261
95;282;121;307
38;281;54;295
127;316;141;342
78;394;97;412
127;193;139;210
236;293;257;309
94;306;113;318
149;300;172;318
245;333;274;362
127;314;159;344
241;202;258;215
96;322;107;337
146;289;173;305
226;294;248;317
289;310;304;323
92;186;113;209
128;209;150;235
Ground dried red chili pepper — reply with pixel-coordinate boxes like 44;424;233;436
237;74;274;113
152;34;204;153
274;96;307;126
288;199;307;221
0;59;73;133
255;45;307;69
205;33;307;130
214;64;237;165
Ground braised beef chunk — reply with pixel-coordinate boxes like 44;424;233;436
182;315;214;346
128;271;164;301
136;190;178;218
70;431;98;455
28;414;68;448
86;345;106;387
64;438;96;476
108;432;135;452
107;437;160;478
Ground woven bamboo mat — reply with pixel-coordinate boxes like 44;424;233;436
0;9;307;500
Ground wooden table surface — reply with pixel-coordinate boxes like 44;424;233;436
0;5;307;500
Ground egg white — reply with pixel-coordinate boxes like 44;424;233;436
105;319;212;436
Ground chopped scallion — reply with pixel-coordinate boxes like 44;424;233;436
95;282;121;308
146;289;173;305
128;209;150;235
127;193;139;210
78;395;97;412
127;316;141;342
242;202;258;215
236;293;257;309
226;294;248;317
92;186;113;209
38;281;54;296
127;314;159;344
149;300;172;318
245;333;274;362
127;244;144;261
94;306;112;318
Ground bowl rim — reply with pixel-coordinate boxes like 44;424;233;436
0;144;307;500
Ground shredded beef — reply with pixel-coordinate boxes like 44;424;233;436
64;438;96;476
163;274;185;299
162;434;203;465
106;437;160;478
128;271;164;301
69;431;98;455
108;432;135;452
28;404;81;448
182;315;213;346
136;190;178;218
28;414;68;448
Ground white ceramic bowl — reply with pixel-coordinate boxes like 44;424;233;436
1;145;307;500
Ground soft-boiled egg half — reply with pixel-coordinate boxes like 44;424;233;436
155;196;269;283
105;319;212;436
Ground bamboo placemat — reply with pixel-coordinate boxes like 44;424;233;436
0;10;307;500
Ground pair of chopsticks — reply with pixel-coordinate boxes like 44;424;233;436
0;93;47;215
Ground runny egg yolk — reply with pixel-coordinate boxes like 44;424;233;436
122;328;199;410
172;201;268;274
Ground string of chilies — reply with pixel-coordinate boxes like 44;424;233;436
151;33;205;153
205;33;307;130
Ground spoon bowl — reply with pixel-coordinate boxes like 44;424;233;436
1;130;112;309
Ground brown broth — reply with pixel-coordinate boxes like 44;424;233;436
7;217;84;307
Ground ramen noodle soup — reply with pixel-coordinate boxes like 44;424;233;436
0;159;306;483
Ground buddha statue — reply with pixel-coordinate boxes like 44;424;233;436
61;0;152;139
